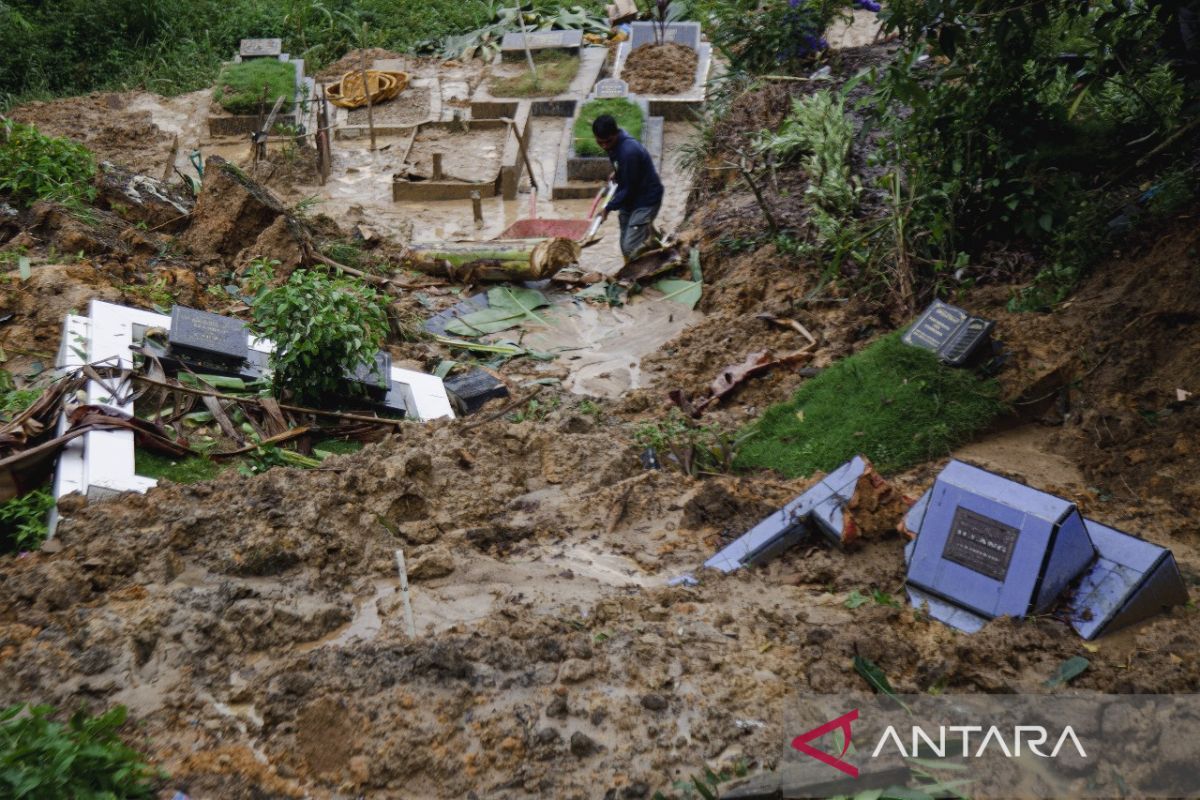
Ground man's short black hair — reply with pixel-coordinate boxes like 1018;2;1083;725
592;114;619;138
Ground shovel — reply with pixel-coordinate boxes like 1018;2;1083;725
579;181;617;247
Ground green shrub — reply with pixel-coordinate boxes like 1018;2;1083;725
248;267;389;405
0;119;96;207
734;334;1003;477
0;488;54;554
213;58;296;115
573;98;644;157
0;704;161;799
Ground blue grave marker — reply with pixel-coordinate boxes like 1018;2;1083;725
905;460;1095;621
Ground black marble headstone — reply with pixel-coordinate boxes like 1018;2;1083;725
347;351;392;400
168;306;249;368
902;299;994;367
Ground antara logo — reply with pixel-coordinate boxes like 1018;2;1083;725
791;710;859;778
791;710;1088;777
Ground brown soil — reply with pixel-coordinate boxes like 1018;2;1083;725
8;92;175;174
1;44;1198;800
347;85;432;126
623;42;698;95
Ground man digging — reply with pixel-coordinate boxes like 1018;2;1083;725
593;113;663;261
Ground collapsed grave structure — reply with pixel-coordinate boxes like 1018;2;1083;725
51;300;452;520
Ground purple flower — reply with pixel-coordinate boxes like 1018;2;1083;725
855;0;882;11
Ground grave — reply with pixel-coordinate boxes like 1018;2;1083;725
208;52;313;138
593;78;629;99
500;29;583;60
611;25;712;121
471;46;606;118
902;299;995;367
392;105;532;201
239;38;283;59
553;92;664;198
51;300;454;511
904;460;1187;638
703;456;868;573
347;351;393;401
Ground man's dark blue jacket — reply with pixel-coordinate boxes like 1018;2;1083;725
604;130;664;213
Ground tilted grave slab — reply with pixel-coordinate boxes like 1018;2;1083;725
905;460;1096;626
902;299;995;367
703;456;867;573
1068;520;1188;639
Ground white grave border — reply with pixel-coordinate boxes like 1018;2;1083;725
49;299;454;534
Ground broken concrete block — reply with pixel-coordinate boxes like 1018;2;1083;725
906;460;1096;625
809;457;906;546
1069;519;1189;639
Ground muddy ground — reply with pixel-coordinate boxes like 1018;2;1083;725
0;38;1198;800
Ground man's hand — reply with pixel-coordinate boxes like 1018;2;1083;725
607;171;616;183
600;208;609;224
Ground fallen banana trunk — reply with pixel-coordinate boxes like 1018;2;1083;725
403;238;581;283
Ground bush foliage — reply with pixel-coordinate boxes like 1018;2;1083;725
0;119;96;207
248;264;389;405
735;334;1003;477
0;703;161;799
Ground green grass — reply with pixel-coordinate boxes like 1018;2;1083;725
314;438;363;456
573;97;645;157
489;50;580;97
734;334;1004;477
135;450;224;484
213;59;296;115
0;0;596;110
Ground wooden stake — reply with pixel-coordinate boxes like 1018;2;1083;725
359;29;376;152
470;190;483;228
432;152;444;180
395;549;416;638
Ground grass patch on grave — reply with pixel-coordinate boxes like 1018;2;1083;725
135;450;225;484
315;438;363;456
735;334;1004;477
573;97;643;157
213;59;295;115
489;50;580;98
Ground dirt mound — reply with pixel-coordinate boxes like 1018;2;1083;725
8;92;175;175
623;43;698;95
315;48;408;82
179;155;312;268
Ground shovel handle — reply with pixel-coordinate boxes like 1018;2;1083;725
588;181;613;219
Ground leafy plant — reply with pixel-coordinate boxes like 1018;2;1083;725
691;0;853;74
573;97;645;157
634;408;749;477
212;58;296;115
0;487;54;553
248;265;389;405
0;119;96;207
436;1;609;61
0;703;161;798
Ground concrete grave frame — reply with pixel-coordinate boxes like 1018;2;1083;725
208;54;315;137
552;96;663;199
335;74;442;140
49;300;453;534
471;46;607;119
611;38;713;121
392;102;533;201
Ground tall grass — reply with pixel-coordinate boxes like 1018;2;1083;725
0;0;501;109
